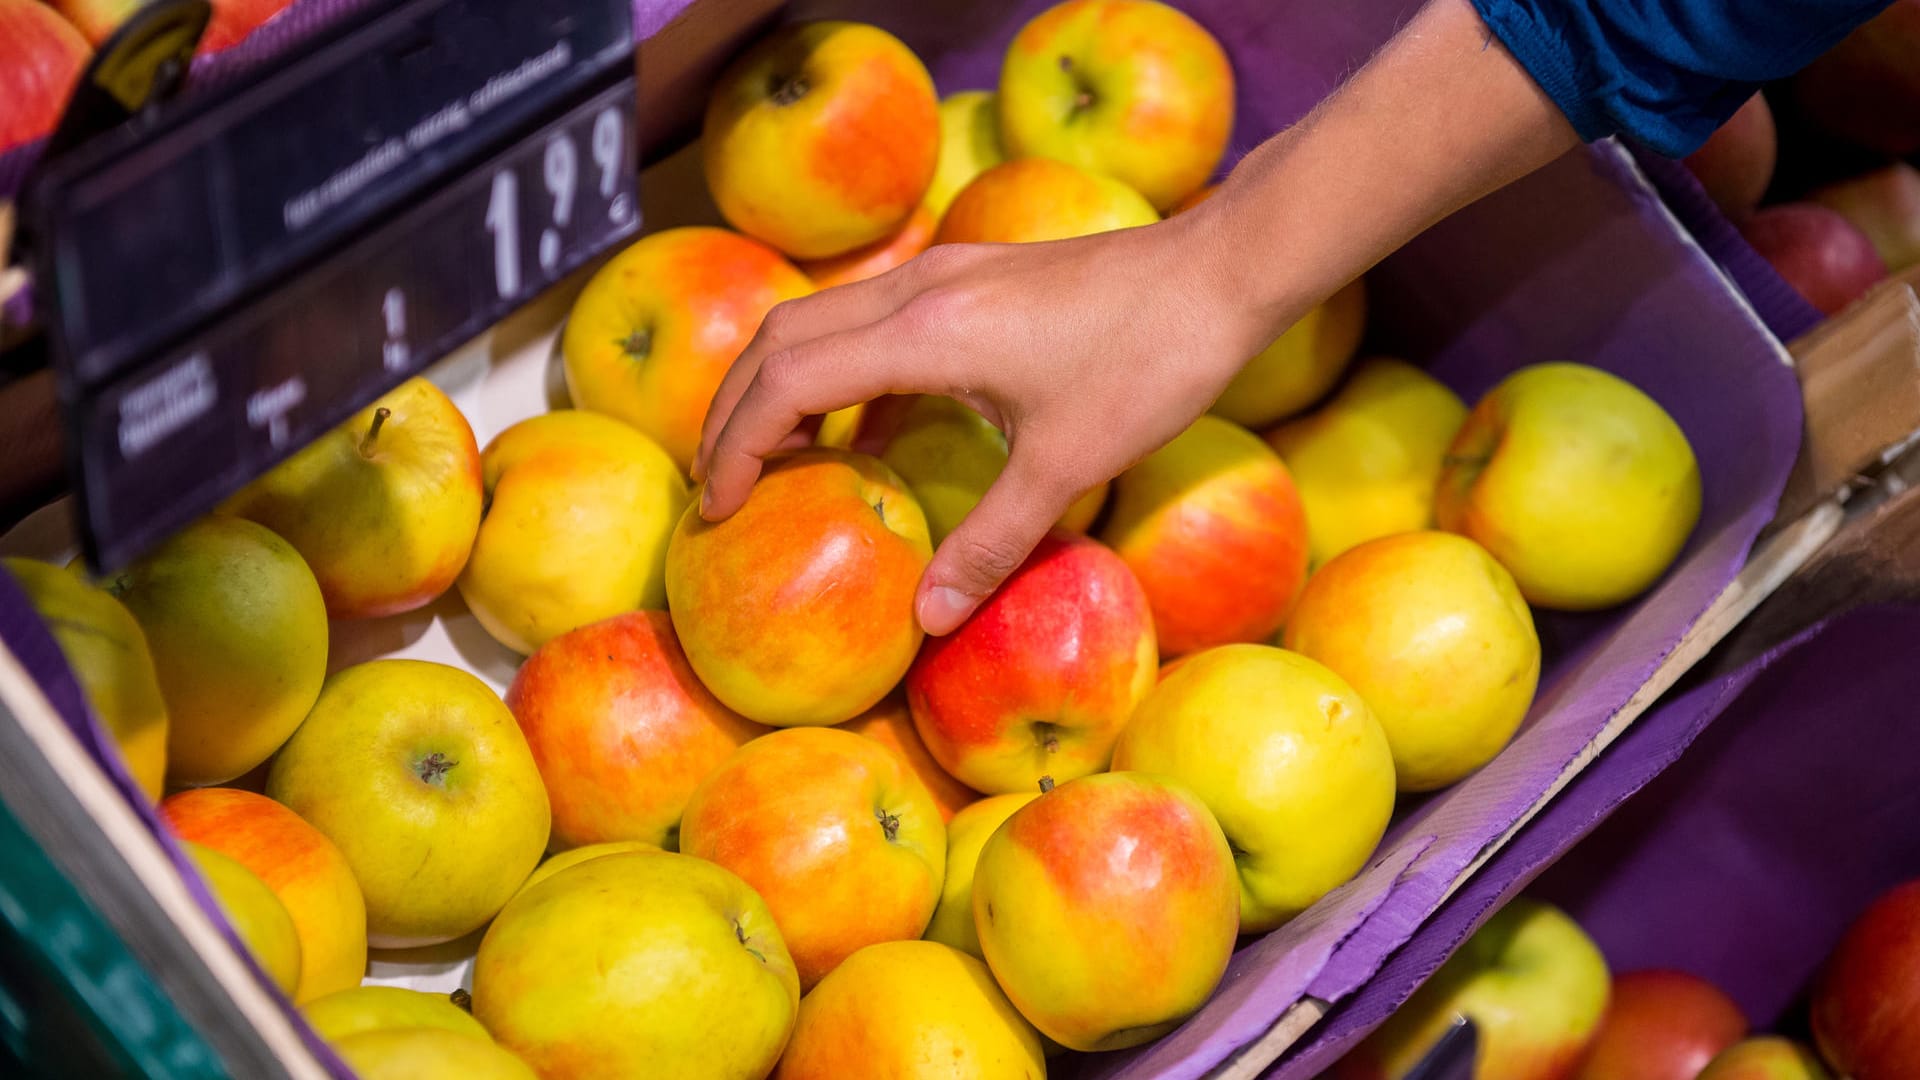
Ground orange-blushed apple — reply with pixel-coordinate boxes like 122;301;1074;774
924;792;1036;960
998;0;1234;212
160;787;367;1002
935;157;1158;245
183;840;302;998
1682;93;1777;220
704;21;939;259
1100;414;1309;656
908;531;1156;794
798;203;936;289
841;691;980;823
226;378;482;620
972;771;1239;1052
561;227;813;472
1697;1038;1833;1080
1811;879;1920;1080
923;90;1006;221
1573;969;1748;1080
679;727;945;990
667;448;930;728
506;610;766;852
0;0;89;149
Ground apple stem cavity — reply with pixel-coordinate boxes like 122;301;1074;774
619;326;652;362
1058;55;1097;115
1039;775;1055;794
415;751;457;786
359;407;392;457
734;920;767;964
875;807;902;842
769;74;810;107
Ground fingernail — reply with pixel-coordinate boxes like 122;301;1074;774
918;585;975;636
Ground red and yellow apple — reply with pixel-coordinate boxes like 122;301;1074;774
1682;93;1777;220
908;531;1157;794
505;610;767;851
923;90;1007;221
0;0;89;150
1697;1038;1833;1080
998;0;1234;212
1812;879;1920;1080
560;227;813;472
1112;644;1395;931
679;727;945;990
1810;162;1920;274
924;792;1036;959
300;986;491;1044
52;0;293;52
935;158;1158;245
667;448;930;728
797;203;936;289
1573;969;1748;1080
183;840;302;998
1435;363;1701;611
1100;414;1310;655
704;21;939;259
1739;203;1888;317
840;692;980;823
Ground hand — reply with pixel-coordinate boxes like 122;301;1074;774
693;208;1287;637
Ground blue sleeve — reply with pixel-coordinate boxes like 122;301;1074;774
1470;0;1896;156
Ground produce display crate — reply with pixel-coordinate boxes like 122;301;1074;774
1;0;1917;1078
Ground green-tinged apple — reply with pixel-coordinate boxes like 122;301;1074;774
1811;879;1920;1080
1112;644;1394;931
1265;357;1468;567
998;0;1233;212
841;692;981;823
775;940;1046;1079
935;157;1158;244
1697;1038;1832;1080
160;787;367;1002
704;21;939;259
457;410;688;655
1211;279;1367;429
300;986;491;1044
6;558;168;801
1572;969;1747;1080
798;204;937;289
924;792;1036;959
93;516;326;787
0;0;89;149
1100;414;1309;655
1335;898;1610;1080
1682;93;1777;220
226;378;482;619
1810;163;1920;274
505;610;767;851
1435;363;1701;611
1285;531;1540;792
561;227;813;471
680;727;945;989
183;840;302;997
333;1028;535;1080
973;771;1238;1052
667;448;929;727
922;90;1006;220
515;840;658;899
908;531;1157;794
266;660;549;948
473;851;798;1079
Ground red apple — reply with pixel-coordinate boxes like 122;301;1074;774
0;0;88;150
1810;163;1920;274
839;692;980;822
1812;879;1920;1080
1682;93;1776;220
1572;969;1748;1080
505;610;769;852
1792;0;1920;158
1740;204;1887;316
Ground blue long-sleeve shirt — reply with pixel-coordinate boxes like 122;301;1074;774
1471;0;1897;156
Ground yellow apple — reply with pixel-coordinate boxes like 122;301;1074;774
1696;1038;1834;1080
1265;357;1469;567
936;157;1158;244
1285;531;1541;792
457;410;688;656
473;852;799;1079
923;90;1007;221
1112;644;1395;931
333;1028;534;1080
515;840;658;898
775;940;1046;1079
225;377;482;619
300;986;491;1044
924;792;1035;959
183;840;302;998
1212;279;1368;428
265;660;549;948
1435;363;1701;611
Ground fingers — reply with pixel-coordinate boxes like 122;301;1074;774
916;448;1074;636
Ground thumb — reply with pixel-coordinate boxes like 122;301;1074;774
916;450;1072;637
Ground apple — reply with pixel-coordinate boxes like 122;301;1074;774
935;157;1158;244
226;378;482;620
1682;93;1777;220
1739;203;1888;317
998;0;1234;212
667;448;930;728
840;691;981;823
775;940;1045;1079
473;851;798;1078
560;227;813;472
515;840;658;899
1572;969;1748;1080
505;610;767;852
1284;531;1541;791
923;792;1036;959
5;557;168;802
972;771;1238;1052
704;21;939;259
183;840;302;997
1791;0;1920;158
457;410;689;656
1435;363;1701;611
265;659;550;948
300;986;491;1044
1211;279;1367;429
159;787;367;1002
1697;1038;1833;1080
1100;414;1310;655
798;203;937;289
0;0;88;150
908;531;1157;794
922;90;1007;221
679;727;945;990
52;0;292;52
1810;163;1920;274
334;1028;535;1080
1811;879;1920;1079
1265;357;1468;567
1336;898;1610;1080
1112;644;1394;931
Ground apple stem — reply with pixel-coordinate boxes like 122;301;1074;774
620;326;652;361
360;407;392;457
449;988;472;1013
875;807;902;842
1039;775;1055;794
770;74;810;106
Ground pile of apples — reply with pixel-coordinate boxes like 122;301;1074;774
4;1;1711;1077
1334;879;1920;1080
